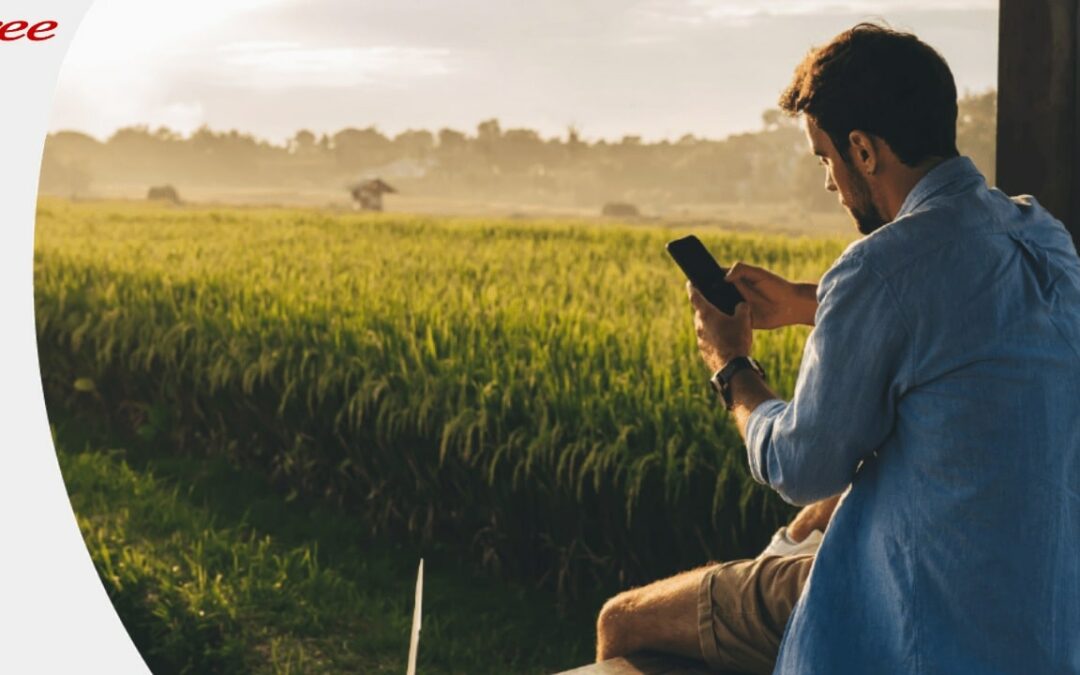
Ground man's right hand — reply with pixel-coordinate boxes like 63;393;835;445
787;494;842;542
725;262;819;329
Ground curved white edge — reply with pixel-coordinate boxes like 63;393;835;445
0;2;150;673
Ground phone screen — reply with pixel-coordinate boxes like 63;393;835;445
665;235;744;315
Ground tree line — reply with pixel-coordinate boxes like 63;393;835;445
40;90;995;211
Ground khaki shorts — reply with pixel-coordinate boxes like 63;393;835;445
697;554;814;675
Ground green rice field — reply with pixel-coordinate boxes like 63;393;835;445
34;198;850;670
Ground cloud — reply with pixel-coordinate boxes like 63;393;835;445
52;0;998;143
237;0;639;52
153;102;207;136
213;42;454;89
633;0;997;27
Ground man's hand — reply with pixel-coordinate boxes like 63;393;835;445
786;494;842;542
725;262;819;329
687;282;752;372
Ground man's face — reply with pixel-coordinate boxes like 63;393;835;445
803;118;887;235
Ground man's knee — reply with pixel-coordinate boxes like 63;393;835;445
596;590;641;660
596;566;707;662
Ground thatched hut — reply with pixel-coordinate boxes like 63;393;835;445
349;179;397;211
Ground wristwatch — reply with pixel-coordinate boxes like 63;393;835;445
710;356;767;410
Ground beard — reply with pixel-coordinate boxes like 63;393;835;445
844;162;888;235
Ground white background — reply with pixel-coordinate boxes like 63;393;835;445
0;1;1004;672
0;1;149;671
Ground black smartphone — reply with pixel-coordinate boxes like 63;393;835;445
665;235;744;315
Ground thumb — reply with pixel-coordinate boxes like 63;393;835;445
734;300;752;323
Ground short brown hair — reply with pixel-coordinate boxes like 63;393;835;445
779;23;959;166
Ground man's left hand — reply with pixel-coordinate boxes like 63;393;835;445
687;282;753;372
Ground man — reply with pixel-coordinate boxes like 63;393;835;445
596;23;1080;674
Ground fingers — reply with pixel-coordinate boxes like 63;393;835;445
724;261;768;284
688;281;752;324
730;277;769;305
726;261;781;284
686;280;699;308
725;262;772;303
686;281;713;313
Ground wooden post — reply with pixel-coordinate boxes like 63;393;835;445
996;0;1080;244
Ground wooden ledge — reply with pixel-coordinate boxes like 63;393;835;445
554;651;740;674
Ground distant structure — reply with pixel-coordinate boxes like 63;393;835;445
350;179;397;211
601;202;640;218
147;185;181;204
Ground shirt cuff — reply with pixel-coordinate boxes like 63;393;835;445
745;398;788;485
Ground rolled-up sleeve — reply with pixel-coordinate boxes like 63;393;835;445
745;253;912;505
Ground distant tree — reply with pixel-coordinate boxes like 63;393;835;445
333;127;391;170
153;126;182;142
957;90;996;184
289;129;317;154
504;128;540;144
437;128;467;150
475;118;502;173
189;125;220;155
40;155;92;199
45;131;103;167
107;126;161;154
564;124;585;165
501;128;544;171
50;130;103;147
108;125;151;142
477;118;502;144
393;129;435;157
761;109;797;131
37;91;996;211
433;128;469;179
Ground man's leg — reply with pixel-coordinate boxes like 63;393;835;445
596;564;712;662
596;555;813;674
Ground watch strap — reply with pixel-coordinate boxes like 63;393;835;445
711;356;767;409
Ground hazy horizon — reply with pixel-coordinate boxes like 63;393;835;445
53;0;998;145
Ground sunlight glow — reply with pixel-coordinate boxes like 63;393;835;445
215;43;453;89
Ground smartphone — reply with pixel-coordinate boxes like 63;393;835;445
665;235;744;315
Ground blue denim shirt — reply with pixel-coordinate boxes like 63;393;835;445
746;157;1080;673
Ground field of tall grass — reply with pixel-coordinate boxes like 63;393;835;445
35;198;850;597
52;411;601;674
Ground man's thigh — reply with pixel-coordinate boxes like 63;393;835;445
697;554;813;674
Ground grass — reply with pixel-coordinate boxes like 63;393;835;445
36;198;856;672
54;410;603;674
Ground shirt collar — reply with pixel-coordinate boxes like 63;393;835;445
894;156;983;220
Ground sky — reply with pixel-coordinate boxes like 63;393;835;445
50;0;999;145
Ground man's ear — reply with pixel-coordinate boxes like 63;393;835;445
847;130;878;176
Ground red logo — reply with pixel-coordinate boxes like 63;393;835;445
0;20;58;41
